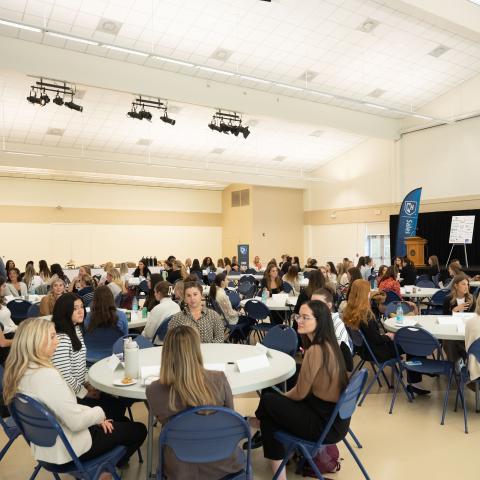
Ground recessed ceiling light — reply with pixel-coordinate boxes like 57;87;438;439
311;91;335;99
46;128;65;136
239;75;271;84
4;151;44;157
197;66;234;76
468;0;480;6
272;155;286;162
96;18;122;35
363;102;389;110
412;113;434;120
298;71;319;82
274;83;303;92
210;48;234;62
309;130;324;137
152;56;194;67
136;138;153;146
104;45;149;57
0;19;42;32
357;19;379;33
428;45;450;57
368;88;386;98
211;148;225;154
46;31;99;46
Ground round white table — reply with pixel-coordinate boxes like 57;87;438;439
400;287;439;299
227;273;263;281
384;315;470;340
88;343;296;479
471;280;480;288
239;296;297;311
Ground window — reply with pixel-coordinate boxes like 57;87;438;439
368;235;390;267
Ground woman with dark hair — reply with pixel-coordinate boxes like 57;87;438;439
376;265;388;285
356;256;366;269
427;255;440;282
378;266;402;298
144;273;163;312
5;260;15;272
401;257;417;286
252;301;349;479
208;272;239;325
393;256;403;280
282;265;301;296
5;267;28;297
294;269;326;314
292;256;301;270
201;257;214;272
51;293;127;420
190;259;203;279
260;263;284;295
325;261;338;283
223;257;232;274
133;258;151;279
38;259;51;283
84;286;128;336
50;263;70;286
0;276;15;365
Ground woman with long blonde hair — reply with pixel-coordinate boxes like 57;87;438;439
3;318;146;472
146;325;243;479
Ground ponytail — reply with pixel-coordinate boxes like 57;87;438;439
209;272;226;301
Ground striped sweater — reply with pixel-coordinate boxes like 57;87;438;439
51;325;88;399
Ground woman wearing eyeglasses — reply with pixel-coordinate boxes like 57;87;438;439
251;300;349;480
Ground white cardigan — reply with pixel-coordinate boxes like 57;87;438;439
18;365;105;464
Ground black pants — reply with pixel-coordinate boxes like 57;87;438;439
255;391;349;460
443;340;466;363
79;394;130;422
79;421;147;466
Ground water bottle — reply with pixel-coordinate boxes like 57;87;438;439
132;296;138;311
124;339;140;379
261;288;268;304
396;305;404;325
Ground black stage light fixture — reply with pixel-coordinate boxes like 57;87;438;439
39;90;50;106
64;97;83;112
208;110;251;139
242;126;251;139
138;108;152;121
53;91;64;106
127;97;175;125
26;90;41;105
160;113;176;125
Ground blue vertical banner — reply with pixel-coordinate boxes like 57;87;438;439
395;187;422;257
237;244;249;269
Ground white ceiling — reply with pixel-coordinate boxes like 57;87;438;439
0;0;479;186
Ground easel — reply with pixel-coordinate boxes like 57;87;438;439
446;240;469;268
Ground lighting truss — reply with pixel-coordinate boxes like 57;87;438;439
127;96;176;124
26;78;83;112
208;110;250;139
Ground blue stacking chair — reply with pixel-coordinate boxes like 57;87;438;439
0;366;21;463
207;271;216;285
238;275;255;285
384;301;412;318
245;268;257;275
455;338;480;433
384;290;401;305
112;334;153;354
237;282;255;299
138;280;149;294
10;394;126;480
84;327;124;364
415;274;430;284
416;279;436;288
26;303;41;318
6;299;32;324
348;328;397;406
282;282;293;294
432;273;440;287
262;325;298;358
226;290;241;309
272;369;371;480
391;326;454;424
154;316;173;344
244;299;273;341
422;288;449;315
157;406;251;480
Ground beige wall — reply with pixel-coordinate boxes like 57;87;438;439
252;186;304;265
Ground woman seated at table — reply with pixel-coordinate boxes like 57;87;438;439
0;276;18;335
260;263;283;295
337;267;362;314
5;267;28;298
167;260;187;284
142;281;180;345
253;255;262;272
223;257;232;274
119;262;131;283
208;273;239;325
464;302;480;387
325;261;338;284
427;255;440;282
282;265;301;296
169;281;224;343
376;265;388;285
294;269;326;314
393;256;403;280
378;266;402;298
68;265;93;293
146;325;244;479
84;286;128;337
23;264;44;295
201;256;215;273
51;293;127;420
133;258;151;280
400;257;417;286
50;263;71;286
252;300;349;480
144;273;163;312
2;317;147;472
344;279;428;395
38;259;51;283
5;259;15;273
443;273;476;315
443;260;463;290
189;259;203;280
39;275;65;316
105;268;125;300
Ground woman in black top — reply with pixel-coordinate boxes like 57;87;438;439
189;259;203;279
427;255;440;282
443;273;475;315
145;273;163;311
401;257;417;286
260;264;284;326
133;258;151;279
294;269;326;314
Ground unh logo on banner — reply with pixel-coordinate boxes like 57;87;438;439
404;201;417;216
240;246;247;255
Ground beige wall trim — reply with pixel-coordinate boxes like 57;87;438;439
304;194;480;225
0;206;222;226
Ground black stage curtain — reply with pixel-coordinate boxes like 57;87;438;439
389;209;480;267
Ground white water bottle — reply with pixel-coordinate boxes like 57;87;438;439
261;288;268;303
396;305;404;325
124;340;140;379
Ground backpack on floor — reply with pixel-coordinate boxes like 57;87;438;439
296;444;342;477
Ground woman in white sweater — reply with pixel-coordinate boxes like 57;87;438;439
2;317;146;472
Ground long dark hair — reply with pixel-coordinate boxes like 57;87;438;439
191;259;201;271
133;258;151;278
209;272;226;301
88;286;118;332
50;263;65;279
346;267;362;300
327;261;337;275
301;300;348;389
52;293;84;351
38;260;50;278
145;273;163;311
305;269;326;298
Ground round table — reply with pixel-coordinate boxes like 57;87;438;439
471;280;480;288
239;296;297;311
88;343;296;479
384;315;468;340
400;287;439;299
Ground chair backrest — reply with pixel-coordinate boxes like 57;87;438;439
282;282;293;294
416;279;436;288
154;316;173;343
237;281;255;298
138;280;149;294
208;297;229;326
6;299;32;322
114;293;122;307
262;325;298;357
83;327;124;362
238;275;255;285
158;406;250;476
384;301;412;317
245;268;257;275
394;326;442;358
467;337;480;363
416;274;430;283
26;303;41;318
10;394;84;472
384;290;402;304
112;334;153;354
207;272;216;283
81;291;95;308
77;286;93;297
346;327;381;365
244;299;270;321
429;288;449;306
302;271;310;279
432;273;440;287
225;290;241;309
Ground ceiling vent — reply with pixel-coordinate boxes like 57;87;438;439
211;147;225;154
46;128;64;136
428;45;450;57
96;18;122;35
357;19;379;33
298;70;319;82
368;88;386;98
272;155;286;162
210;48;234;62
309;130;324;138
136;138;153;146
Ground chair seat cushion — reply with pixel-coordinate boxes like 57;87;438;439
402;358;453;375
274;430;316;452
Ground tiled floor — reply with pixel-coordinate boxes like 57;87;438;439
1;373;479;479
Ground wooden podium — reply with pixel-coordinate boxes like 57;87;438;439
405;236;428;266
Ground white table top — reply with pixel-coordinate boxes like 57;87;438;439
239;296;297;311
383;314;474;340
88;343;296;399
471;281;480;288
65;267;163;281
227;273;263;281
400;286;439;298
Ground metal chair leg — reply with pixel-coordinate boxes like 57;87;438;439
348;428;363;448
343;438;371;480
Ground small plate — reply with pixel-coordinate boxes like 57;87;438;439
113;378;137;387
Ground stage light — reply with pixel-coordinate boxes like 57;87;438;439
52;92;64;106
64;98;83;112
208;110;251;139
39;91;50;106
138;108;152;121
160;114;176;125
26;91;41;105
242;126;251;139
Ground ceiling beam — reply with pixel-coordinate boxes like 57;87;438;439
0;36;400;140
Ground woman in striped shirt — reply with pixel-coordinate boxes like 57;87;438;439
51;293;127;421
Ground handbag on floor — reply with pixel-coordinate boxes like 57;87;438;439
296;444;342;477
